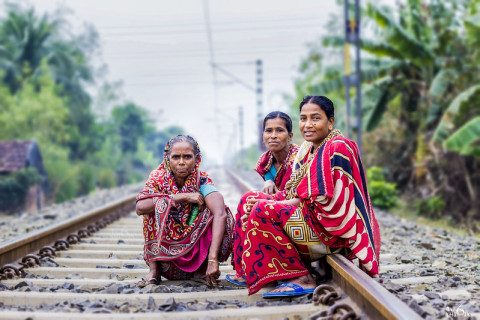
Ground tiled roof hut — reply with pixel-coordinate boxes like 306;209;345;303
0;140;48;212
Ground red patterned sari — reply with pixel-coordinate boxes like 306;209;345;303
136;139;234;280
233;144;299;277
238;131;381;295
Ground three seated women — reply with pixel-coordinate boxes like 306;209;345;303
136;95;381;298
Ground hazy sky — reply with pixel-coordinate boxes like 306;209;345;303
28;0;381;163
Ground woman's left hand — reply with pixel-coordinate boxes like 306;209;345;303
241;198;258;228
206;259;220;287
279;198;301;207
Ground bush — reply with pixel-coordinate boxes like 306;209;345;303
414;196;446;219
77;163;96;196
98;169;117;189
367;167;398;209
0;168;40;212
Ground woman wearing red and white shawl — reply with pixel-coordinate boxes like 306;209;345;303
136;135;234;287
228;111;300;286
254;111;299;194
238;96;381;297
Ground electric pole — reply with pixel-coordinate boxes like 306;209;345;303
344;0;362;154
256;59;265;152
239;106;244;169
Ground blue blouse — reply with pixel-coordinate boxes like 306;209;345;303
264;166;277;182
200;184;218;198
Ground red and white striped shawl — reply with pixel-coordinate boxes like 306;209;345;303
295;136;381;277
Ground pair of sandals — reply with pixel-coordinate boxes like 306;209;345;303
136;277;160;288
225;274;314;298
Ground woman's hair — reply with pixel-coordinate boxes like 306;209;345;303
263;111;293;134
167;135;200;157
299;96;335;119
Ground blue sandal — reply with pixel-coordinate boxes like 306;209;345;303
262;282;315;298
225;274;247;287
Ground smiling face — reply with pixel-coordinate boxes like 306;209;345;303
168;141;196;181
299;102;334;148
263;117;292;153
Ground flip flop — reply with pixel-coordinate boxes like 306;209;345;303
262;282;315;298
225;274;247;287
136;277;158;288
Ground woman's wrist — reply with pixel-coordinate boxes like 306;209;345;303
208;252;218;260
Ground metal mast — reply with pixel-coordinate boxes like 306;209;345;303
344;0;362;154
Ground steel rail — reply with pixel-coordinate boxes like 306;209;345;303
0;194;136;268
328;254;421;320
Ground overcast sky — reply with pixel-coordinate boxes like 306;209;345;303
29;0;391;164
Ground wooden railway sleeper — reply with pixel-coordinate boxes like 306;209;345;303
312;284;341;306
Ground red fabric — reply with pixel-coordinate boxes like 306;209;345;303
255;144;299;191
136;137;234;279
234;135;381;294
296;136;381;276
238;193;309;295
233;191;285;279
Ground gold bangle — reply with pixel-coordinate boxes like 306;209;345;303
208;259;219;264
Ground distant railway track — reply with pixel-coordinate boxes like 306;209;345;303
0;168;424;319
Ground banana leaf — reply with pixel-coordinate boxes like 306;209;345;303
433;84;480;142
361;38;404;60
366;3;435;65
429;69;456;98
362;76;392;131
444;116;480;157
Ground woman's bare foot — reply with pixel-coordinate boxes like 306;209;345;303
230;276;246;283
145;261;161;281
268;274;316;293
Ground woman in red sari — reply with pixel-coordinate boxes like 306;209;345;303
255;111;299;194
237;96;381;297
228;111;299;286
136;135;234;287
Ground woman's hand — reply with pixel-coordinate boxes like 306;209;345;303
205;259;220;287
174;193;204;208
241;198;258;228
279;198;301;207
262;180;278;195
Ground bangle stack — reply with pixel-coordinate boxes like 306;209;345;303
208;259;219;264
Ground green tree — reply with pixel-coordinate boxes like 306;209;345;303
0;3;101;160
291;0;480;228
111;102;153;154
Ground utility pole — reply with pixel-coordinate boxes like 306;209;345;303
238;106;244;169
210;60;264;154
256;59;265;152
344;0;362;154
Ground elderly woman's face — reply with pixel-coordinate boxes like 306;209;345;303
169;141;196;180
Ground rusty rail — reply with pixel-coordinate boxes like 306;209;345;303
0;194;136;272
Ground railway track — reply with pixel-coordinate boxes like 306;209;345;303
0;168;423;319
